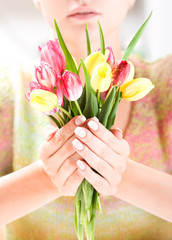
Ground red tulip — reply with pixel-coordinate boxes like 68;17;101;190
39;39;66;75
62;71;82;101
111;60;130;86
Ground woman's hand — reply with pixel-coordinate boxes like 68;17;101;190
72;118;130;196
39;115;86;197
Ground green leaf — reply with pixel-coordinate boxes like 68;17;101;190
122;11;152;61
78;85;86;112
83;91;98;118
78;62;82;75
98;86;116;127
106;88;121;130
98;20;105;55
54;19;78;75
80;59;93;101
85;23;91;56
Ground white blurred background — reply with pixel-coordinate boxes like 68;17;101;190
0;0;172;62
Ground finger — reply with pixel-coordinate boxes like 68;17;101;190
43;124;58;141
110;128;123;140
73;127;121;168
39;115;86;160
72;138;115;182
56;154;78;184
42;136;77;174
63;169;84;196
76;160;110;195
86;118;130;156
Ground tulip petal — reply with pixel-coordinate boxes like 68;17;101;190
35;62;58;88
84;51;106;77
111;60;130;86
105;46;115;67
62;71;83;101
120;78;154;101
39;39;66;74
124;61;135;84
30;89;58;112
91;62;112;92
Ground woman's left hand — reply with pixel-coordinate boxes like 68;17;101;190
72;118;130;196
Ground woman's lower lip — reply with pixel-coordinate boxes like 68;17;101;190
68;13;99;21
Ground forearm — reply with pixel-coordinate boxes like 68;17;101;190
0;160;59;226
115;158;172;223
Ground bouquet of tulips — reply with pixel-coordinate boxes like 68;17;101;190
26;12;154;240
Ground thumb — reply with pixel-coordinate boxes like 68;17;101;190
43;125;59;141
110;127;123;140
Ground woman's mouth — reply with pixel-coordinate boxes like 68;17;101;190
67;7;101;21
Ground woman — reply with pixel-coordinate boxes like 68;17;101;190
0;0;172;239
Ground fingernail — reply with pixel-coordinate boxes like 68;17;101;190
87;120;99;131
74;127;86;138
92;116;99;122
72;139;84;150
77;160;86;170
75;115;86;126
115;128;123;139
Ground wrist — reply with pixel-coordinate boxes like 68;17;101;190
37;160;61;199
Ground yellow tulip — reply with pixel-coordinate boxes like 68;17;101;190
120;78;154;101
84;51;106;77
30;89;58;112
91;62;112;92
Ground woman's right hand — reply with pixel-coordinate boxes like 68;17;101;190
39;115;86;197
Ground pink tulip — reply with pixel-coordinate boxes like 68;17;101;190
35;62;59;88
38;39;66;75
55;77;64;107
105;46;115;67
111;60;130;86
62;71;82;101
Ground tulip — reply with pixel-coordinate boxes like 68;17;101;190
84;51;106;77
104;46;115;67
35;62;58;88
25;81;52;102
111;60;132;86
90;62;112;92
30;89;58;112
62;70;83;101
120;78;154;101
39;39;66;75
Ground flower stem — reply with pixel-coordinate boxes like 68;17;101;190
74;101;83;115
96;90;101;113
57;104;72;119
56;112;66;126
48;115;62;128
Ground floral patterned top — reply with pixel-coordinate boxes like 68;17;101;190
0;54;172;240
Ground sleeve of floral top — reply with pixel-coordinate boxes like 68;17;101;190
0;61;14;176
152;55;172;173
